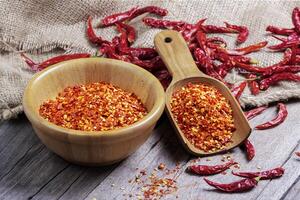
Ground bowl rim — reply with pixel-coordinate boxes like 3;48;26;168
23;57;165;139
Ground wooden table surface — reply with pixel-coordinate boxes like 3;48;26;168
0;101;300;200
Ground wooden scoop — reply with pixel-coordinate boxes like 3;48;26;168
154;30;251;156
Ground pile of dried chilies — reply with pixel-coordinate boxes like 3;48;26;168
20;6;300;97
19;6;297;129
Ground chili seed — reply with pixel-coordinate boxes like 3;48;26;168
158;163;166;170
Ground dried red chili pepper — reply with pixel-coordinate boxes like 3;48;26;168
111;36;120;47
143;18;186;30
122;48;158;60
224;22;249;44
128;6;168;20
87;16;105;45
207;37;227;48
260;72;300;90
290;46;299;64
131;56;163;71
204;177;259;193
154;69;171;89
21;53;91;71
232;167;284;180
206;42;221;49
235;62;265;74
295;54;300;63
288;32;300;40
234;41;268;55
194;48;223;80
153;69;169;80
243;139;255;161
116;22;136;43
189;42;198;52
216;62;233;78
98;41;115;55
201;25;238;34
295;152;300;157
213;51;236;78
115;23;129;51
102;43;132;62
159;75;172;90
231;81;247;101
262;65;300;77
292;7;300;33
180;19;206;42
101;6;167;27
268;37;300;51
260;49;293;75
266;26;295;35
244;106;268;120
193;48;206;65
281;48;293;65
100;7;139;27
188;160;237;176
195;30;210;56
247;74;260;95
232;56;254;64
255;103;288;130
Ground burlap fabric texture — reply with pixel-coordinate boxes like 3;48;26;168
1;0;300;121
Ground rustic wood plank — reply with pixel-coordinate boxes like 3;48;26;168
282;172;300;200
57;165;118;200
0;115;33;153
0;115;70;199
84;102;300;200
0;115;40;180
30;164;119;200
0;141;68;199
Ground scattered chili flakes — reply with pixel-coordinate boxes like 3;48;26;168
128;164;180;199
143;177;177;199
170;82;235;152
158;163;166;170
39;82;147;131
140;170;147;176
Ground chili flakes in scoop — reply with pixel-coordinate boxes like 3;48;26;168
170;82;235;152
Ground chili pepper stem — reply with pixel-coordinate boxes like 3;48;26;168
250;59;259;64
255;176;261;182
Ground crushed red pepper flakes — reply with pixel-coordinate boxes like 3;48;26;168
127;163;180;199
39;82;147;131
158;163;166;170
170;82;235;152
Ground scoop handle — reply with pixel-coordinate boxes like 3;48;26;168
154;30;206;83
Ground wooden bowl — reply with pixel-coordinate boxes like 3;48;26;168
23;58;165;166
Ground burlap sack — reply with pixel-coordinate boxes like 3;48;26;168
1;0;300;121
